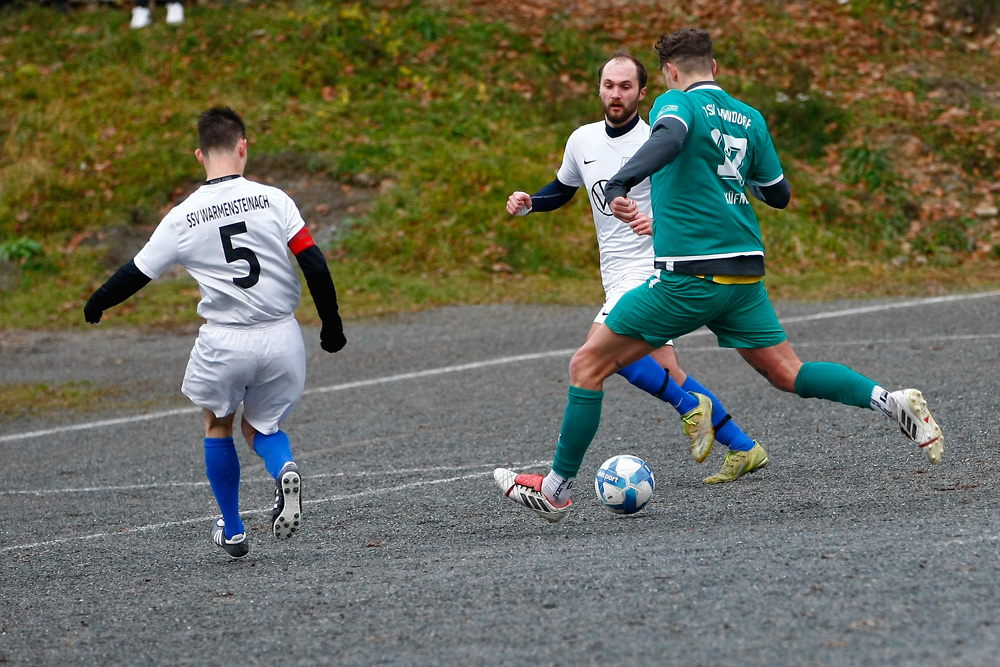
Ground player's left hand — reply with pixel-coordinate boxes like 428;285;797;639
83;297;103;324
321;317;347;353
628;213;653;236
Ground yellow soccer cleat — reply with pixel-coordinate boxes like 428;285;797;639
703;442;769;484
681;392;715;463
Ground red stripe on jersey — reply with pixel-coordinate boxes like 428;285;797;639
288;227;316;255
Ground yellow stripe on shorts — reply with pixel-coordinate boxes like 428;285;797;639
695;274;764;285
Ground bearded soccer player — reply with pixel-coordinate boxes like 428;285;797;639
85;107;346;557
501;49;761;496
494;29;942;523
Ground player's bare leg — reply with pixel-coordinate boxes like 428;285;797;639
649;344;686;384
571;324;655;390
240;415;258;448
737;341;803;393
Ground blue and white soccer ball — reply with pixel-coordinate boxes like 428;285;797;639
594;454;655;515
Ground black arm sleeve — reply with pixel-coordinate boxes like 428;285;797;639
748;177;791;209
295;245;346;353
529;179;578;213
604;117;688;201
83;260;152;323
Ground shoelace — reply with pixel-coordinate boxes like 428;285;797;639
721;450;746;468
681;409;703;433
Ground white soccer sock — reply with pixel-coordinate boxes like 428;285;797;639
870;386;897;419
542;470;575;505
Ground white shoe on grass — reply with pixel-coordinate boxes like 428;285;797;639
165;2;184;25
130;6;151;29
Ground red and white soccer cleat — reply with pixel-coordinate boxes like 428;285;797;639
892;388;944;464
493;468;571;523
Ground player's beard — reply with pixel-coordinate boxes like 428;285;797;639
603;96;639;126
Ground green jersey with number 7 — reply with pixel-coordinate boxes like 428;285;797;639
647;83;784;266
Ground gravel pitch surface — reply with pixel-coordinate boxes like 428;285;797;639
3;293;1000;666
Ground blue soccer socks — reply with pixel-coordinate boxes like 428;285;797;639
617;355;699;413
253;430;294;480
618;356;755;452
204;437;244;538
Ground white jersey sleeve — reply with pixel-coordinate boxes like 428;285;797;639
134;176;306;327
555;131;585;188
133;214;181;279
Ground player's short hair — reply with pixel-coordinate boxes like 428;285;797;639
599;49;648;90
654;28;714;73
198;106;246;154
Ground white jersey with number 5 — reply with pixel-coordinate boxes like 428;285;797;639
555;119;654;296
134;176;305;327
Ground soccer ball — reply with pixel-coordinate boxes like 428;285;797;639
594;454;655;515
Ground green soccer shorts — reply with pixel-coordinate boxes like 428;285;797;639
603;271;787;349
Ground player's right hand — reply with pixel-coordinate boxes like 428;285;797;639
609;196;637;222
320;317;347;353
506;191;532;216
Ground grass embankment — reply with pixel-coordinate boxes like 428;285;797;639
2;0;1000;333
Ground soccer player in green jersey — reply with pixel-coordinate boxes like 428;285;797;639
501;51;762;492
493;28;943;523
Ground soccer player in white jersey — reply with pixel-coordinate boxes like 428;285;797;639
495;30;943;524
84;107;346;558
497;50;763;512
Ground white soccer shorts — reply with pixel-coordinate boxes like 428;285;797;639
182;316;306;435
593;270;674;347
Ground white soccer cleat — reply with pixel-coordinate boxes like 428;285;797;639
130;6;152;29
892;389;943;464
165;2;185;25
493;468;571;523
271;462;302;540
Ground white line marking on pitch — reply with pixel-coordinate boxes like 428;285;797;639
3;290;998;445
0;461;537;496
5;291;999;552
0;463;548;554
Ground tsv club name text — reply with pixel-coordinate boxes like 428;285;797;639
703;103;752;129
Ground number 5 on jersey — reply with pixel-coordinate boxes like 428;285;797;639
220;221;261;289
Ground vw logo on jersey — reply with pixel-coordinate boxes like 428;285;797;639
591;179;612;216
